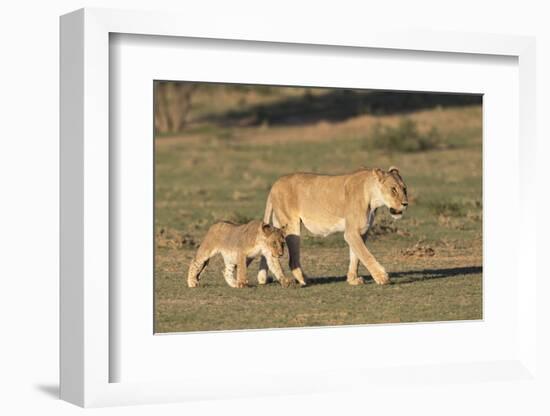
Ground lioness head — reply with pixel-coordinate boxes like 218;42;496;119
261;223;286;258
376;166;408;219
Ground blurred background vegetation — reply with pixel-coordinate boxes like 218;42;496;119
154;82;480;141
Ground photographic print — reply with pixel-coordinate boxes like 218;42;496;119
154;82;482;333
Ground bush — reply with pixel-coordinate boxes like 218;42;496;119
428;201;467;217
369;118;443;153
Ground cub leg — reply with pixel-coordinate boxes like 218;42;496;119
236;254;249;288
265;255;293;288
187;228;217;287
187;246;211;288
257;214;281;285
222;257;238;288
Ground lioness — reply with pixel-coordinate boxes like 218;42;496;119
258;167;408;286
187;220;292;288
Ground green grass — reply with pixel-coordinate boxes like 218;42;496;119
154;104;482;333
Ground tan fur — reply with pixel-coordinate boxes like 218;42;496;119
187;220;292;288
258;167;408;285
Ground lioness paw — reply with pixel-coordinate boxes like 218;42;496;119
257;270;269;285
347;276;365;285
373;271;390;285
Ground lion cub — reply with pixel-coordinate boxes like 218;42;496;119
187;220;291;288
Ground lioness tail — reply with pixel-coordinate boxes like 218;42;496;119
263;192;273;224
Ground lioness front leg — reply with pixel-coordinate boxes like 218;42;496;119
347;233;368;285
344;230;389;285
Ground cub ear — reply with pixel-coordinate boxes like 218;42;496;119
388;166;399;174
261;222;272;236
374;168;385;181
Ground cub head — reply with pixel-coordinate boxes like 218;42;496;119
261;223;286;258
375;166;409;219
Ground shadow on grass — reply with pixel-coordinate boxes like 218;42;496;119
198;90;482;128
306;266;482;286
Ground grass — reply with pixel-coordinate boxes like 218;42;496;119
156;247;482;332
154;90;482;333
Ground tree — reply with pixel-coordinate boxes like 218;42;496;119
154;81;197;134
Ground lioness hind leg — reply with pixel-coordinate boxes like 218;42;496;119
257;256;269;285
285;231;308;286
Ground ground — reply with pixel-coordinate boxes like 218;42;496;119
154;88;482;333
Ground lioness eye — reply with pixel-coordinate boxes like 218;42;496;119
392;187;398;195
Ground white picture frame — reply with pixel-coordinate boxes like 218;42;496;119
60;7;538;408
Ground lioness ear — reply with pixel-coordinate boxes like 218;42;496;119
374;168;385;181
388;166;399;174
261;222;272;236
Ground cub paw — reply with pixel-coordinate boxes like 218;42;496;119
236;280;249;288
187;279;199;288
280;278;293;288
